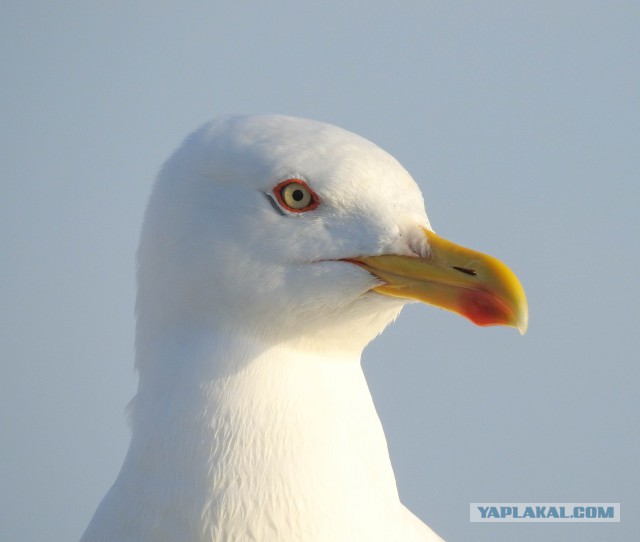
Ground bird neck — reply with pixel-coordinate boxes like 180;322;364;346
113;329;403;540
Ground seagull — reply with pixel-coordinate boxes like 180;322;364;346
81;114;527;542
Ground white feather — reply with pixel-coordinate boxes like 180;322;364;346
81;115;444;541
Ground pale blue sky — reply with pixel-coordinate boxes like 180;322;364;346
2;2;638;541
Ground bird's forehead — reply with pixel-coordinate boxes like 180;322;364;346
198;114;426;214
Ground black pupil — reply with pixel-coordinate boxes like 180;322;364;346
292;189;305;202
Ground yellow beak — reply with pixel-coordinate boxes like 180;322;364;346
346;228;528;334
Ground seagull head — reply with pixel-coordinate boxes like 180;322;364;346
137;114;527;356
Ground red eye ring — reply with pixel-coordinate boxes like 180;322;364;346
273;179;320;213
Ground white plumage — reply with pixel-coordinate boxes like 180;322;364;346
81;114;526;541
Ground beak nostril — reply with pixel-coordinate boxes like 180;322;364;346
452;266;477;277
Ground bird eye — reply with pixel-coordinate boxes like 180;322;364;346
273;179;319;212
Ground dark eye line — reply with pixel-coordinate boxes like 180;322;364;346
264;193;286;216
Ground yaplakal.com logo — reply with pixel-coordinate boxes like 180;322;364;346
469;503;620;522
